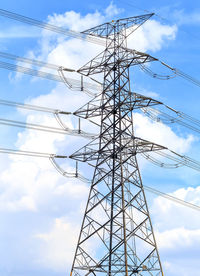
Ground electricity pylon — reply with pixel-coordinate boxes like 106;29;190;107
70;14;164;276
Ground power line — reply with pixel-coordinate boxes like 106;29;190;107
141;60;200;88
0;59;101;96
0;117;96;138
0;147;60;158
0;8;106;46
141;106;200;134
0;146;198;212
0;59;99;89
116;0;200;41
0;97;71;114
143;185;200;212
0;147;91;183
0;8;200;90
142;149;200;172
0;51;64;70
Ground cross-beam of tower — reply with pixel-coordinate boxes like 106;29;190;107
69;14;164;276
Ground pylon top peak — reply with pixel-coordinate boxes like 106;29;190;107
81;13;154;39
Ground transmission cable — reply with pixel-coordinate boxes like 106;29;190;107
0;8;106;46
0;147;90;183
142;149;200;171
0;59;100;94
0;51;67;70
139;63;176;80
116;0;200;41
137;60;200;88
141;104;200;135
1;8;200;90
0;117;96;138
0;97;71;114
159;61;200;88
0;50;101;95
0;146;199;209
143;185;200;212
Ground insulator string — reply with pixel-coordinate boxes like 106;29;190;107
139;63;176;80
58;67;98;97
0;59;101;92
0;50;102;94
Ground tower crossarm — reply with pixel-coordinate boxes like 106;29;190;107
74;92;162;120
69;136;167;163
77;48;157;76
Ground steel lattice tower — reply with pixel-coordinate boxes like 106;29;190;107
70;14;164;276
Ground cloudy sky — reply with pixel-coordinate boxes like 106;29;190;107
0;0;200;275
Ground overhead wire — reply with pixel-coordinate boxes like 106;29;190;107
0;147;91;183
143;185;200;212
141;103;200;135
0;97;71;114
0;59;101;94
0;8;200;90
115;0;200;41
0;51;64;70
0;147;58;158
138;60;200;88
0;117;96;138
0;146;198;210
0;96;100;132
142;149;200;171
139;63;176;80
160;62;200;88
0;8;106;46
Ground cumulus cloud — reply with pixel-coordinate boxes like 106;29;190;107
35;217;80;271
134;112;194;153
152;186;200;231
156;228;200;275
128;19;177;52
150;185;200;275
157;227;200;252
172;9;200;26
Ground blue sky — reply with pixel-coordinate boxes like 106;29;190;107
0;1;200;276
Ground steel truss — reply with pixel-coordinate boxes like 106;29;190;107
70;14;164;276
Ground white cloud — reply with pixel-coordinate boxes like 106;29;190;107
157;227;200;251
172;9;200;25
35;217;79;271
151;186;200;231
156;227;200;275
149;184;200;275
105;1;123;17
128;19;177;52
134;112;194;153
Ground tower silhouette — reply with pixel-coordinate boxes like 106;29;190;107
70;14;164;276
